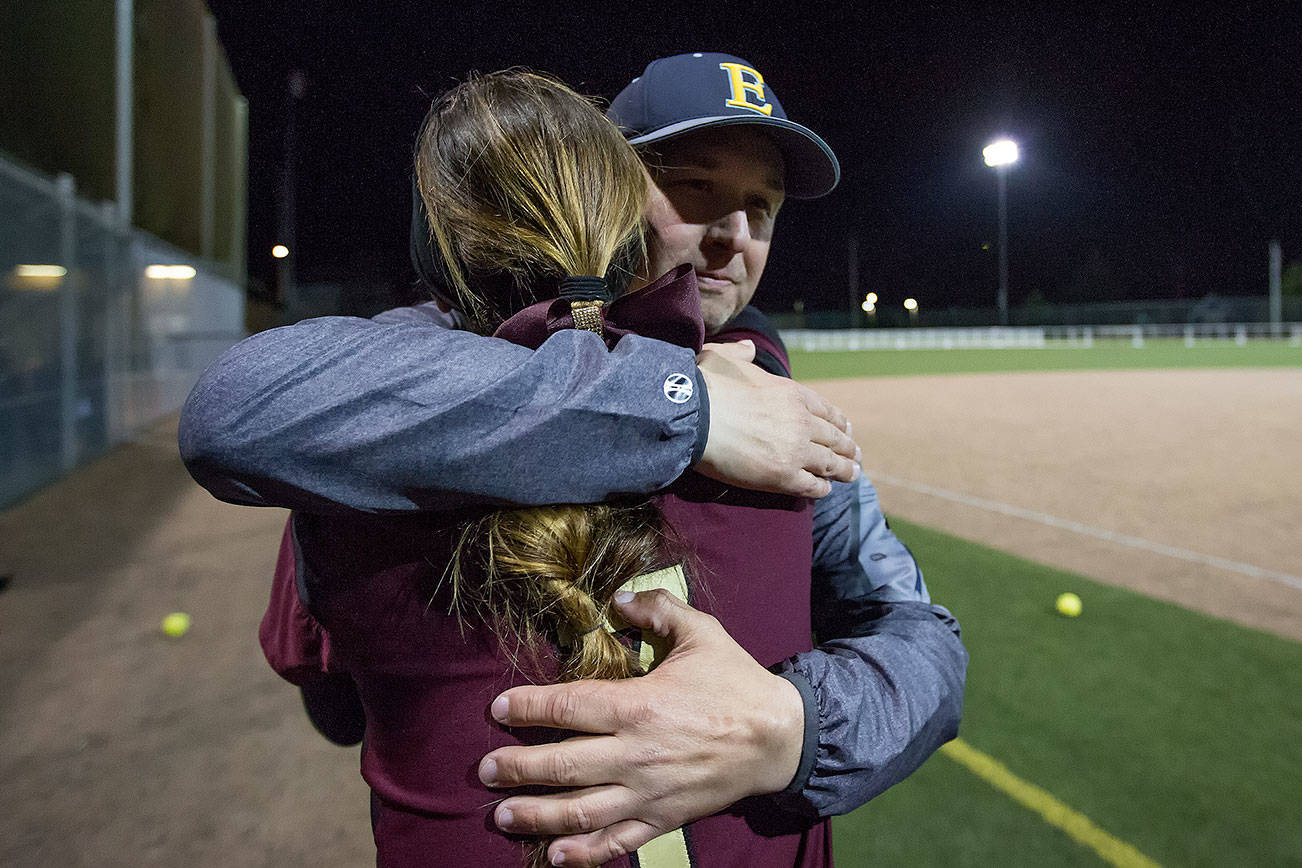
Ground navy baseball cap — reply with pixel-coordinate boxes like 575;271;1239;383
608;52;840;199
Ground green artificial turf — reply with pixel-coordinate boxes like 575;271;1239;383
788;340;1302;380
830;752;1104;867
830;519;1302;866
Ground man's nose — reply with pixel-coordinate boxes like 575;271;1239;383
704;209;749;253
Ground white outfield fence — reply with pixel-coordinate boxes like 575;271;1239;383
780;323;1302;352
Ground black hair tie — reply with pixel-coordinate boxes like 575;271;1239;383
559;276;611;303
560;276;609;336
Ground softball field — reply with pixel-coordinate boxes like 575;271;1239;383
0;339;1298;866
793;341;1302;866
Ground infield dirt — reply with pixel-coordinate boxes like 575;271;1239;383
808;367;1302;641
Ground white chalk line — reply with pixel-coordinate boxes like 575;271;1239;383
868;470;1302;592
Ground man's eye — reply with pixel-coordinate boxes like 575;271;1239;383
673;178;711;192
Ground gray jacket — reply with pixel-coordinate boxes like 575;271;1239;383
178;304;967;818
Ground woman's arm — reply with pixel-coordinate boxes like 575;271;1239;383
180;307;857;513
179;310;704;513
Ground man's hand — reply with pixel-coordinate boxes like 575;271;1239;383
478;589;806;868
695;341;859;499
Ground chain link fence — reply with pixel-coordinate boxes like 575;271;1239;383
1;155;244;509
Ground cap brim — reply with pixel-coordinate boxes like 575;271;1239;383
627;115;840;199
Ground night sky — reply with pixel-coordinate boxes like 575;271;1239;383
208;1;1301;317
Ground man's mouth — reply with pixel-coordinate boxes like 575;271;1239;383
695;272;735;291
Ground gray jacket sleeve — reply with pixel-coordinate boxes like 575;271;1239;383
179;305;706;513
771;473;968;817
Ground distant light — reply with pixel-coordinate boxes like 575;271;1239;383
272;244;289;259
861;301;876;313
145;264;197;279
865;292;878;304
15;264;67;278
903;298;918;311
981;243;991;251
983;139;1019;167
9;264;65;291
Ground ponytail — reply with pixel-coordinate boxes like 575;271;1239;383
415;70;647;334
449;501;665;683
415;71;674;868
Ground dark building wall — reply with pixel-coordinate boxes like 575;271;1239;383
0;0;117;201
0;0;245;277
134;0;206;255
212;61;242;269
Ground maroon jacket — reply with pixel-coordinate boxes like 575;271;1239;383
261;266;831;866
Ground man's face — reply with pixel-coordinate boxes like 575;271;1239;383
640;127;785;333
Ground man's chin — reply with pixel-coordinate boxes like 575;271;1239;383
701;308;735;335
698;295;744;335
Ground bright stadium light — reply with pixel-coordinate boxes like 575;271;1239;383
866;292;878;304
861;300;875;313
984;138;1019;325
903;298;918;311
983;138;1019;167
145;264;197;279
272;244;289;259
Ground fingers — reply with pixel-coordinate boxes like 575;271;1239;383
803;418;860;483
786;470;833;500
548;819;667;868
493;784;635;837
490;680;623;733
810;413;858;460
798;383;849;434
800;395;861;488
480;736;616;790
611;588;705;641
804;452;858;487
699;339;755;363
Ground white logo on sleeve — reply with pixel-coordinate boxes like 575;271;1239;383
663;373;694;404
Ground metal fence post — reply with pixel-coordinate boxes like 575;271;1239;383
57;173;79;471
1269;240;1282;338
115;0;133;226
200;13;217;260
102;201;125;445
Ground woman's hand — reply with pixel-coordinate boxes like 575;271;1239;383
695;340;860;499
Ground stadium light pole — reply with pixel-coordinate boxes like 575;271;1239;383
115;0;133;225
904;297;919;326
277;70;307;309
983;139;1019;326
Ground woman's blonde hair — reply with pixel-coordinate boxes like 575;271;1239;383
416;70;647;333
449;501;665;683
415;71;668;867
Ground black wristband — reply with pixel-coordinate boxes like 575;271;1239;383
775;669;819;798
688;365;710;467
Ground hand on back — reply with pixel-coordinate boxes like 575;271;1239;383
479;589;806;867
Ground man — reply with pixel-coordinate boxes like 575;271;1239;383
180;52;966;868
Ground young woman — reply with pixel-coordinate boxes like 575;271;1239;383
261;70;827;867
